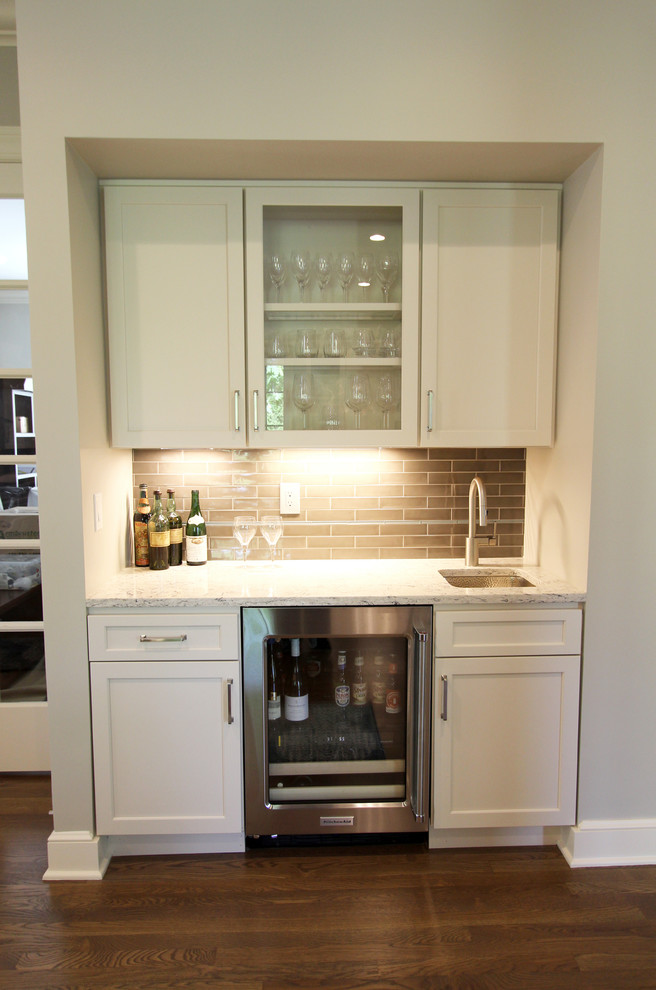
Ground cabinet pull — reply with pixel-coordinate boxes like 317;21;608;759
139;634;188;643
427;390;434;432
440;673;448;720
253;390;260;431
227;678;235;724
234;390;240;431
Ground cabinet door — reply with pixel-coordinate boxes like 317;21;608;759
433;655;579;828
104;185;245;448
421;188;559;447
91;660;242;835
245;187;420;447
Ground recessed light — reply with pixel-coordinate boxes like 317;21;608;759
358;279;371;287
369;233;385;242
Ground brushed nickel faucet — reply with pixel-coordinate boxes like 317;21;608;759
465;475;491;566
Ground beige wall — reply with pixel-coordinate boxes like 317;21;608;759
14;0;656;829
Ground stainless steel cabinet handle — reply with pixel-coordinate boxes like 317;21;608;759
253;390;260;431
227;678;234;724
427;390;434;432
139;634;188;643
234;390;240;431
441;673;448;721
412;630;428;823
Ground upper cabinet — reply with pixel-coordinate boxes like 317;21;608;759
103;182;560;449
244;187;420;447
421;188;560;447
103;185;245;448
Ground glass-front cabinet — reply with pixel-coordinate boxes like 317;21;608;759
245;187;420;446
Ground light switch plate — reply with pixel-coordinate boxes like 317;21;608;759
280;482;300;515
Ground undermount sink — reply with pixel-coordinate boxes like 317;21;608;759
439;569;535;589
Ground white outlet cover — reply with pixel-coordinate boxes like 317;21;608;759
280;482;300;515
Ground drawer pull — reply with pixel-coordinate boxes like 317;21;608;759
139;634;188;643
227;678;235;724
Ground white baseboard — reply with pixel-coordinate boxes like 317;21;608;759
43;830;111;881
429;825;562;849
108;832;245;857
559;818;656;867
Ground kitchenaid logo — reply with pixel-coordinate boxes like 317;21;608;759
320;816;355;827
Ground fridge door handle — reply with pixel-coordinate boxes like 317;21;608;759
411;629;428;824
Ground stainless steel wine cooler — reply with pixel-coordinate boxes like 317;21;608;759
242;605;432;837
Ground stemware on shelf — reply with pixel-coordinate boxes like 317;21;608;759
336;251;355;302
296;329;319;358
265;330;287;359
352;326;375;357
260;515;283;563
378;324;400;357
268;253;287;301
293;371;315;428
315;252;333;299
290;249;312;301
375;251;399;302
323;328;347;358
356;252;374;300
233;515;257;564
345;372;370;429
374;372;399;429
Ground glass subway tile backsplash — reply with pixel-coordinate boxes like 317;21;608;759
132;447;525;561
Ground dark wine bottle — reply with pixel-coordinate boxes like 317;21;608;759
147;489;170;570
166;489;183;566
185;489;207;565
133;484;151;567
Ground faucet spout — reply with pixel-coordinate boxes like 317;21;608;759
465;476;488;567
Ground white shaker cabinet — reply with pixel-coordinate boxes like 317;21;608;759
88;613;243;837
432;608;581;829
103;184;245;448
421;188;560;447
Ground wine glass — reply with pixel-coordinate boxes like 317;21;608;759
356;252;374;299
290;249;312;301
336;251;355;301
260;515;283;563
375;373;399;429
268;253;287;301
352;326;375;358
345;372;370;429
375;251;399;302
315;252;333;299
293;371;315;428
233;515;257;564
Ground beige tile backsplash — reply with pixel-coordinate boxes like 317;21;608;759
133;448;525;561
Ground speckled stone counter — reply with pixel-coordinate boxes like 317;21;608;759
86;558;585;610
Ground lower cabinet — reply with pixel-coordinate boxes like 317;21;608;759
90;658;243;836
432;609;582;829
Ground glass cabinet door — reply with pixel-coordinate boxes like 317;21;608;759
265;634;409;805
245;187;420;446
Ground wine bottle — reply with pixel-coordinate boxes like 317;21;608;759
147;489;170;570
166;489;183;566
334;649;350;709
133;484;151;568
185;489;207;565
284;638;309;722
267;641;282;722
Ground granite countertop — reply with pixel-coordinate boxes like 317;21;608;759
86;558;585;610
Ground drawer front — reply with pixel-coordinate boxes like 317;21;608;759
88;612;240;661
435;608;582;657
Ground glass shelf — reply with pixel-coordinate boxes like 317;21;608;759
265;302;401;321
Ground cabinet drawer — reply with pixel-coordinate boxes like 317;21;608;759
88;612;240;661
435;608;582;657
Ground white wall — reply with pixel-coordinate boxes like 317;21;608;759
14;0;656;832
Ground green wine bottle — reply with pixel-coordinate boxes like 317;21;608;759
185;489;207;565
147;489;170;570
166;489;183;566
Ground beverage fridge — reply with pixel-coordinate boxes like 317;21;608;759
242;605;432;838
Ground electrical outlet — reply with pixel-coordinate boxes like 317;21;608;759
280;482;300;515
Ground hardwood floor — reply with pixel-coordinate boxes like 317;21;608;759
2;774;656;990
